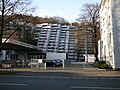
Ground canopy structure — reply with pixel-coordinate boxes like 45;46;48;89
2;39;40;51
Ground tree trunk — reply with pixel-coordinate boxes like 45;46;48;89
0;0;5;52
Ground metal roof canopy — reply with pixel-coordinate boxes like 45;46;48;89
2;39;40;51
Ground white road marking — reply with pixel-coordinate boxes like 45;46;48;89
50;77;56;78
0;83;27;86
85;77;90;79
100;77;107;79
63;77;70;79
57;77;63;79
71;86;120;90
108;78;115;80
116;78;120;80
92;77;98;79
71;77;77;79
78;77;83;79
0;75;120;80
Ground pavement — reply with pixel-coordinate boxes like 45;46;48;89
1;63;120;77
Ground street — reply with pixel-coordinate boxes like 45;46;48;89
0;74;120;90
0;63;120;90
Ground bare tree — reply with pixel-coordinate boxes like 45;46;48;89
75;29;86;62
0;0;36;51
77;3;100;61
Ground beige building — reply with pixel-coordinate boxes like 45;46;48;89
99;0;120;69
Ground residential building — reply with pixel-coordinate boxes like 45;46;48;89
99;0;120;69
35;23;95;63
35;23;69;53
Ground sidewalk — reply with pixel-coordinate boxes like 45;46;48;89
1;63;120;76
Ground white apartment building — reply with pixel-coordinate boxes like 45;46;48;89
35;23;69;53
34;23;70;61
99;0;120;69
35;23;95;63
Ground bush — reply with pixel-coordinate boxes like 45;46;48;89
97;61;109;69
99;63;109;69
97;61;106;68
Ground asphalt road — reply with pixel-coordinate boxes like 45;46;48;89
0;75;120;90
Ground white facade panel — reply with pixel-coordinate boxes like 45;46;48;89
100;0;120;69
46;52;66;61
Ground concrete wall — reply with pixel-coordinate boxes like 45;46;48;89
84;54;95;63
112;0;120;69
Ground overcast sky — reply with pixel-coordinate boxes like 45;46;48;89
32;0;100;22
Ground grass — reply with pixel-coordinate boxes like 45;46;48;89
0;71;14;75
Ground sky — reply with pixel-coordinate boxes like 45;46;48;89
32;0;100;22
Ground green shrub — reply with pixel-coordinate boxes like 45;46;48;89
0;71;14;75
97;61;106;68
99;63;109;69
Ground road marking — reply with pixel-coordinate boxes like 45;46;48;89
0;83;27;86
92;77;98;79
100;77;107;79
1;75;120;80
108;78;115;80
85;77;90;79
41;76;48;78
57;77;63;79
71;77;77;79
78;77;83;79
116;78;120;80
50;77;56;78
63;77;70;79
71;86;120;90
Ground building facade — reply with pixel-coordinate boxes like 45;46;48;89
99;0;120;69
35;23;69;53
35;23;95;63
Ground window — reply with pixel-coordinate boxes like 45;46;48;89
108;16;111;25
104;46;106;58
101;41;103;48
110;33;111;43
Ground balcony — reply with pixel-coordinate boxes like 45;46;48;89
51;31;57;33
38;42;44;45
42;26;51;29
67;53;74;55
48;45;54;48
50;37;56;39
50;35;56;37
58;46;65;49
49;39;55;42
47;49;54;52
51;29;57;32
40;32;47;34
67;56;74;59
68;46;74;49
39;37;46;39
58;49;65;52
68;50;74;53
60;36;66;38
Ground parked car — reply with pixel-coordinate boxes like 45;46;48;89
46;60;60;67
53;59;63;66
